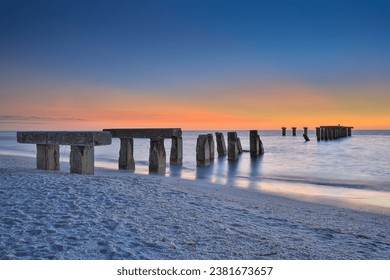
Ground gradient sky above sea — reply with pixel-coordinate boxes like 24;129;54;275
1;0;389;130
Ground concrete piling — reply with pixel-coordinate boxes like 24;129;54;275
303;134;310;141
237;137;243;154
70;145;95;175
119;138;135;170
258;135;264;155
196;135;210;167
282;127;287;136
36;144;60;170
316;127;321;141
215;132;227;156
250;130;260;157
303;127;308;135
292;127;297;136
149;137;166;173
207;134;215;160
227;132;239;161
170;136;183;165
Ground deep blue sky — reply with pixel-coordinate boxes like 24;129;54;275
1;0;389;91
1;0;390;130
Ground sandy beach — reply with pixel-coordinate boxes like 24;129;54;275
1;154;389;260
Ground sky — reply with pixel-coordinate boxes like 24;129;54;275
1;0;389;130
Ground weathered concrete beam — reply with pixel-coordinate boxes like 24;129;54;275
303;134;310;141
17;131;111;146
196;135;210;167
149;138;166;174
36;144;60;170
170;137;183;165
119;138;135;170
215;132;227;156
207;134;215;160
228;132;239;161
70;145;94;175
103;128;182;139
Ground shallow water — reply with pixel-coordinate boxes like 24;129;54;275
1;130;390;210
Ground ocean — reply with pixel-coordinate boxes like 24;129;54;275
1;130;390;210
1;130;390;260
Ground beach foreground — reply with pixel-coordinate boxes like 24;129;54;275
1;154;389;259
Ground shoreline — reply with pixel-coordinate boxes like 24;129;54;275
1;154;390;259
2;152;390;215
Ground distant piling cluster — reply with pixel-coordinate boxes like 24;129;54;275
196;130;264;167
315;126;353;141
281;127;310;141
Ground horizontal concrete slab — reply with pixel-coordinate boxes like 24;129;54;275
17;131;112;146
103;128;182;139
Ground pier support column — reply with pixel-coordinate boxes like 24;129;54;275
292;127;297;136
303;127;310;141
70;145;94;175
215;132;227;156
282;127;286;136
228;132;239;161
36;144;60;170
119;138;135;170
149;137;166;174
259;135;264;155
250;130;260;157
348;127;352;137
196;135;210;167
237;137;243;154
207;134;215;160
316;128;320;141
170;137;183;165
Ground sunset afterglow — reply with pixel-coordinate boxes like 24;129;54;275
1;1;389;130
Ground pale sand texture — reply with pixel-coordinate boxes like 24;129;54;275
0;154;389;259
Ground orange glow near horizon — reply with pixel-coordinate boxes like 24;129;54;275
1;82;389;131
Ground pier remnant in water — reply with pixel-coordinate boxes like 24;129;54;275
292;127;297;136
196;135;210;167
227;132;239;161
17;131;112;175
302;127;310;141
237;137;243;154
207;133;215;160
103;128;183;174
149;137;166;173
281;127;287;136
250;130;265;157
315;125;353;141
215;132;227;156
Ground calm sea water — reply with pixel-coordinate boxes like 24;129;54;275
1;130;390;209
